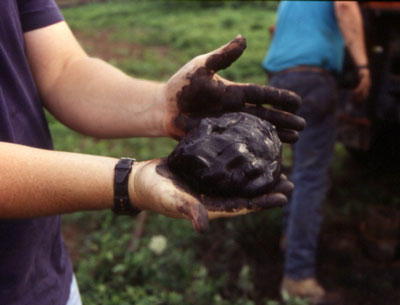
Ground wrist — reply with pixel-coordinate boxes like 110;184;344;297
150;82;169;137
356;64;369;70
112;158;141;215
127;160;147;211
140;83;170;138
357;66;370;77
158;83;172;138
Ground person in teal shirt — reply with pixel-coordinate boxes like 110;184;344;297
262;2;371;304
263;1;344;75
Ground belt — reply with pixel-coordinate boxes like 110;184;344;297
268;65;333;78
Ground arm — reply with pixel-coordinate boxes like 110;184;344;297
0;142;291;232
25;21;167;138
19;23;303;232
0;142;209;230
334;1;371;102
0;142;115;217
25;22;305;142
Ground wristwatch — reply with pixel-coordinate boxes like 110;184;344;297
356;64;369;70
112;158;141;215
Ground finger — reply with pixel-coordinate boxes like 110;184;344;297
177;197;210;234
201;191;286;215
243;105;306;131
189;204;210;234
207;208;252;219
243;84;301;113
276;128;299;143
206;193;286;219
205;35;247;72
272;175;294;197
200;195;249;213
250;192;288;209
279;173;288;182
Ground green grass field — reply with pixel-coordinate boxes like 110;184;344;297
51;0;279;159
55;1;400;305
58;2;285;304
62;0;277;83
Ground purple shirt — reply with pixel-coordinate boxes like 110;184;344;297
0;1;73;304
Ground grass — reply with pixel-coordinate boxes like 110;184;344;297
62;0;277;83
56;1;284;304
53;1;400;304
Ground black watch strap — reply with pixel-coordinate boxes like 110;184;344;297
356;64;369;70
112;158;141;215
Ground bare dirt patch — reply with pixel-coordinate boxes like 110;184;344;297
73;30;170;63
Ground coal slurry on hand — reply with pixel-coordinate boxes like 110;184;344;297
167;112;282;198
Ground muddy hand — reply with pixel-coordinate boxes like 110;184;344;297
129;159;210;233
164;35;305;143
155;160;293;225
203;174;294;219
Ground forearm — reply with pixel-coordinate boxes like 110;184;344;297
335;2;368;66
45;57;167;138
25;21;168;139
0;142;116;218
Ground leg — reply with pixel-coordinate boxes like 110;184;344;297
284;112;336;279
281;72;337;279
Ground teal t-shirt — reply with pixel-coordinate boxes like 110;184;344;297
262;1;345;73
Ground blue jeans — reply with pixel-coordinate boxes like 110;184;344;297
269;70;337;279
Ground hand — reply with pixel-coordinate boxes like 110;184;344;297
352;68;371;103
129;159;293;233
164;35;306;143
199;173;293;219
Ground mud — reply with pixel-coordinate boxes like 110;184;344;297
62;25;400;305
205;36;246;72
168;112;282;198
174;36;305;142
175;70;304;138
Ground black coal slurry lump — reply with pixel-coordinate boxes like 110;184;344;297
167;112;282;198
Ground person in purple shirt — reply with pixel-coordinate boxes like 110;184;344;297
0;1;306;304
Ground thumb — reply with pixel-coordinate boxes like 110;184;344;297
204;35;246;72
178;196;210;233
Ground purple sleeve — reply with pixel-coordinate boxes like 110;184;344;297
18;0;64;32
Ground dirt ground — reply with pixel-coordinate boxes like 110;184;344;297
197;156;400;305
61;25;400;304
